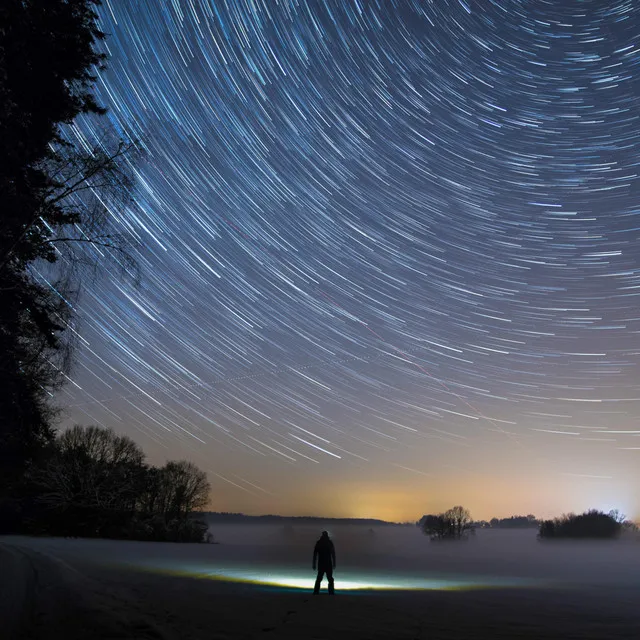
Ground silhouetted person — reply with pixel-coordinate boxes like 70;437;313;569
312;530;336;594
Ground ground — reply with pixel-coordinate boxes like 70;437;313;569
2;526;639;639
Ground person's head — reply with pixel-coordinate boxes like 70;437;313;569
321;530;329;539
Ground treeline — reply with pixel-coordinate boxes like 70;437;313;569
7;425;211;542
204;513;397;526
538;510;637;540
418;509;539;537
418;506;636;541
489;515;539;528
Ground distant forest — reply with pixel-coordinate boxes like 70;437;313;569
203;512;539;528
202;512;404;526
487;515;539;528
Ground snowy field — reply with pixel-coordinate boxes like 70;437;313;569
2;525;640;639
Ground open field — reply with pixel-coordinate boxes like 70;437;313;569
2;526;640;639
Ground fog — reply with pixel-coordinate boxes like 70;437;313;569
203;523;640;588
4;527;640;639
13;523;638;593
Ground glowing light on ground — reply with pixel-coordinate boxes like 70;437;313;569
127;562;540;592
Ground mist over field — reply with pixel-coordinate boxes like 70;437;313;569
153;523;640;588
4;525;640;639
10;524;640;590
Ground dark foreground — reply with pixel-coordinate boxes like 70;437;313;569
1;532;639;639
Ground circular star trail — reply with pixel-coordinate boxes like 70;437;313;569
61;0;640;519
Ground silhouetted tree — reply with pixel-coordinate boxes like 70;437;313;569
420;505;473;540
32;425;210;541
34;425;147;536
158;460;210;517
1;0;107;267
56;424;145;466
419;514;448;539
0;1;139;525
0;266;72;530
134;460;211;542
446;505;473;538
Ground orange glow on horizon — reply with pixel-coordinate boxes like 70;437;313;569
208;471;638;523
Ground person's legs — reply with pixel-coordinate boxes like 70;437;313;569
313;568;324;594
326;566;334;594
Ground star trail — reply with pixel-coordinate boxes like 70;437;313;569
60;0;640;520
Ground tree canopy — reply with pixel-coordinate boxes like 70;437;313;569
539;510;625;540
0;1;137;513
1;0;107;267
34;425;211;541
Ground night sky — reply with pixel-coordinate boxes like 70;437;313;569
61;0;640;522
